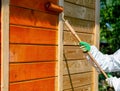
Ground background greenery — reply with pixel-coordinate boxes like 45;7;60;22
100;0;120;54
99;0;120;91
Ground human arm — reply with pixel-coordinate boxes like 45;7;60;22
79;41;120;72
90;46;120;72
106;77;120;91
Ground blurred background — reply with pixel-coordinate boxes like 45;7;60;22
99;0;120;90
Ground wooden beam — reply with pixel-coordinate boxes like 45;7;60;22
93;0;100;91
58;0;64;91
1;0;10;91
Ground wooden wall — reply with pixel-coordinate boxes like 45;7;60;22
63;0;98;91
1;0;99;91
8;0;59;91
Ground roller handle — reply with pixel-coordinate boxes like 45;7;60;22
64;20;108;79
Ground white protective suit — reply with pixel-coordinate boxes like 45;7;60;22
90;46;120;91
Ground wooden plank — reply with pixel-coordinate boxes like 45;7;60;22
10;0;58;12
92;0;100;91
64;46;85;60
9;62;57;82
10;25;58;45
64;17;95;33
10;44;58;62
64;31;94;45
63;72;93;89
63;85;92;91
58;0;64;90
10;77;58;91
10;6;58;29
64;2;95;21
65;0;95;9
63;60;92;75
1;0;10;91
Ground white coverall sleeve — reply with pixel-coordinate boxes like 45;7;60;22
106;77;120;91
90;46;120;91
90;46;120;72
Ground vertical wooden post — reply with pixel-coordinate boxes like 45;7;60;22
58;0;64;91
1;0;10;91
93;0;100;91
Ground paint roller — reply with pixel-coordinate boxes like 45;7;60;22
45;2;63;13
45;2;108;79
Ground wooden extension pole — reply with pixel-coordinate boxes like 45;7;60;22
1;0;10;91
63;17;108;79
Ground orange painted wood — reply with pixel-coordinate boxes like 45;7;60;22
10;6;58;29
9;62;57;82
10;77;57;91
10;44;58;62
10;25;58;44
10;0;58;12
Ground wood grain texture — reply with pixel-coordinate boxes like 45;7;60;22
64;31;94;45
10;62;57;82
10;77;58;91
1;0;10;91
63;60;92;75
64;2;95;21
64;46;86;60
65;0;95;9
10;6;58;29
10;44;58;62
10;0;58;12
63;72;93;89
64;17;95;33
10;25;58;44
63;85;92;91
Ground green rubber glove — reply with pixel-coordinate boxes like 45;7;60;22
79;41;91;52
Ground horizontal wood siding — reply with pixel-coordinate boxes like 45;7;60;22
10;0;58;12
10;62;57;82
63;0;96;90
10;25;58;45
63;60;92;75
10;6;58;29
65;0;95;9
10;77;58;91
10;44;57;62
63;72;93;89
63;85;92;91
9;0;59;90
64;2;95;21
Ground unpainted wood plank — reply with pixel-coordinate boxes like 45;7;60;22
9;62;57;82
10;6;58;29
64;2;95;21
65;0;95;9
10;44;58;62
64;46;85;60
10;77;58;91
63;60;92;75
10;0;58;12
63;72;93;89
10;25;58;45
58;1;64;90
64;31;94;45
92;0;100;91
63;85;92;91
1;0;10;91
64;17;95;33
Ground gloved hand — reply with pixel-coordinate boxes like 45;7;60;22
79;41;91;52
106;77;119;90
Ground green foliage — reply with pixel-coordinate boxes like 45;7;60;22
100;0;120;54
99;0;120;91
